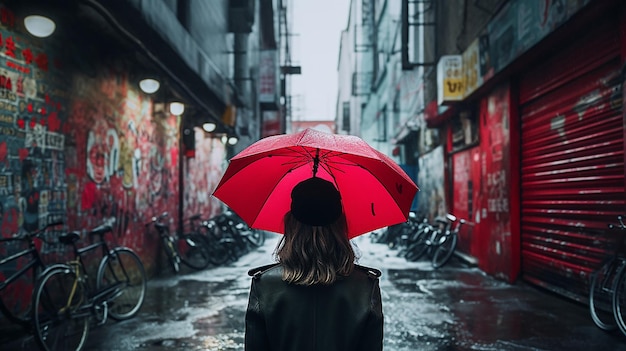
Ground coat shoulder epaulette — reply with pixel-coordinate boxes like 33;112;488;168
248;262;281;278
355;264;382;278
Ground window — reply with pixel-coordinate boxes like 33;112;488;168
451;109;479;151
342;102;350;132
376;106;387;141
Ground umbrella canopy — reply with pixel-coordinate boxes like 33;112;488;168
212;128;419;238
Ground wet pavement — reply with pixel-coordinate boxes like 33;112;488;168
3;233;626;350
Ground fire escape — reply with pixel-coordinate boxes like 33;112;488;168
352;0;374;97
278;0;301;131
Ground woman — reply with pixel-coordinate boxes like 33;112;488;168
244;177;384;351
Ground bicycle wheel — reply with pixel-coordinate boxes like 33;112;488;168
178;234;211;270
33;265;89;351
612;260;626;335
405;229;433;262
163;236;181;273
432;232;458;268
200;224;231;265
96;248;147;321
0;262;44;327
404;229;430;262
246;229;266;247
589;260;618;331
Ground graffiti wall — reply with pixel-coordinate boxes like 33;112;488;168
0;4;197;321
184;127;226;219
65;72;180;258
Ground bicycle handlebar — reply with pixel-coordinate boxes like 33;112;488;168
3;221;65;245
607;215;626;230
16;221;64;239
145;212;169;226
609;216;626;230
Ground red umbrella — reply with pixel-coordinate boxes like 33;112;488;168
212;128;419;238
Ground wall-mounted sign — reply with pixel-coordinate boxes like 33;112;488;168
258;50;278;103
437;55;464;105
462;39;481;98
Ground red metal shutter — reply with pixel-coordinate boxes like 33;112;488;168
519;20;623;302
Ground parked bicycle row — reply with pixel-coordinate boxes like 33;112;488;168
371;212;471;269
0;209;266;351
0;218;147;351
145;210;267;274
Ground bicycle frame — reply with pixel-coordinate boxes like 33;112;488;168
57;231;129;325
0;238;44;323
147;212;184;273
0;222;64;326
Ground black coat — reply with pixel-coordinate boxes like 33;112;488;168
244;263;384;351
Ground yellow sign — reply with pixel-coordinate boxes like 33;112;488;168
462;38;481;97
437;55;464;105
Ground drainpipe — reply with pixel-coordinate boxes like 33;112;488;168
234;33;249;102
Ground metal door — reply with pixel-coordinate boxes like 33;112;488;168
518;20;623;302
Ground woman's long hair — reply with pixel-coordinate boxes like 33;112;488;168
275;211;355;285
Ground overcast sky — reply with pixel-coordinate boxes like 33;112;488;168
290;0;350;121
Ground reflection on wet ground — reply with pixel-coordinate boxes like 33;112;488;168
2;234;626;350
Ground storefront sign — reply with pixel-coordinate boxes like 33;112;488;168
258;50;277;103
487;0;590;74
462;39;481;98
437;55;464;105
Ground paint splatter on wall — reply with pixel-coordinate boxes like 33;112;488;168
184;128;226;219
0;4;219;320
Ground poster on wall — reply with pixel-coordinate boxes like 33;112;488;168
416;145;446;221
0;6;68;237
478;83;512;279
185;130;226;219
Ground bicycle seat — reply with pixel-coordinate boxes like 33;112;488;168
89;224;112;237
435;216;448;224
59;231;81;245
190;214;202;221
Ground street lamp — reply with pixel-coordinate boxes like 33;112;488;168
139;78;160;94
24;15;56;38
220;135;238;145
169;102;185;115
202;122;216;132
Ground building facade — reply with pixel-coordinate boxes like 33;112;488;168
0;0;284;321
344;0;626;303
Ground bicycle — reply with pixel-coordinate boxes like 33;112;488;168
403;216;446;263
403;218;435;262
0;221;64;329
31;218;147;351
430;214;469;268
402;213;470;268
393;213;426;258
187;214;230;266
208;210;266;262
147;212;211;273
589;216;626;334
224;210;266;249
